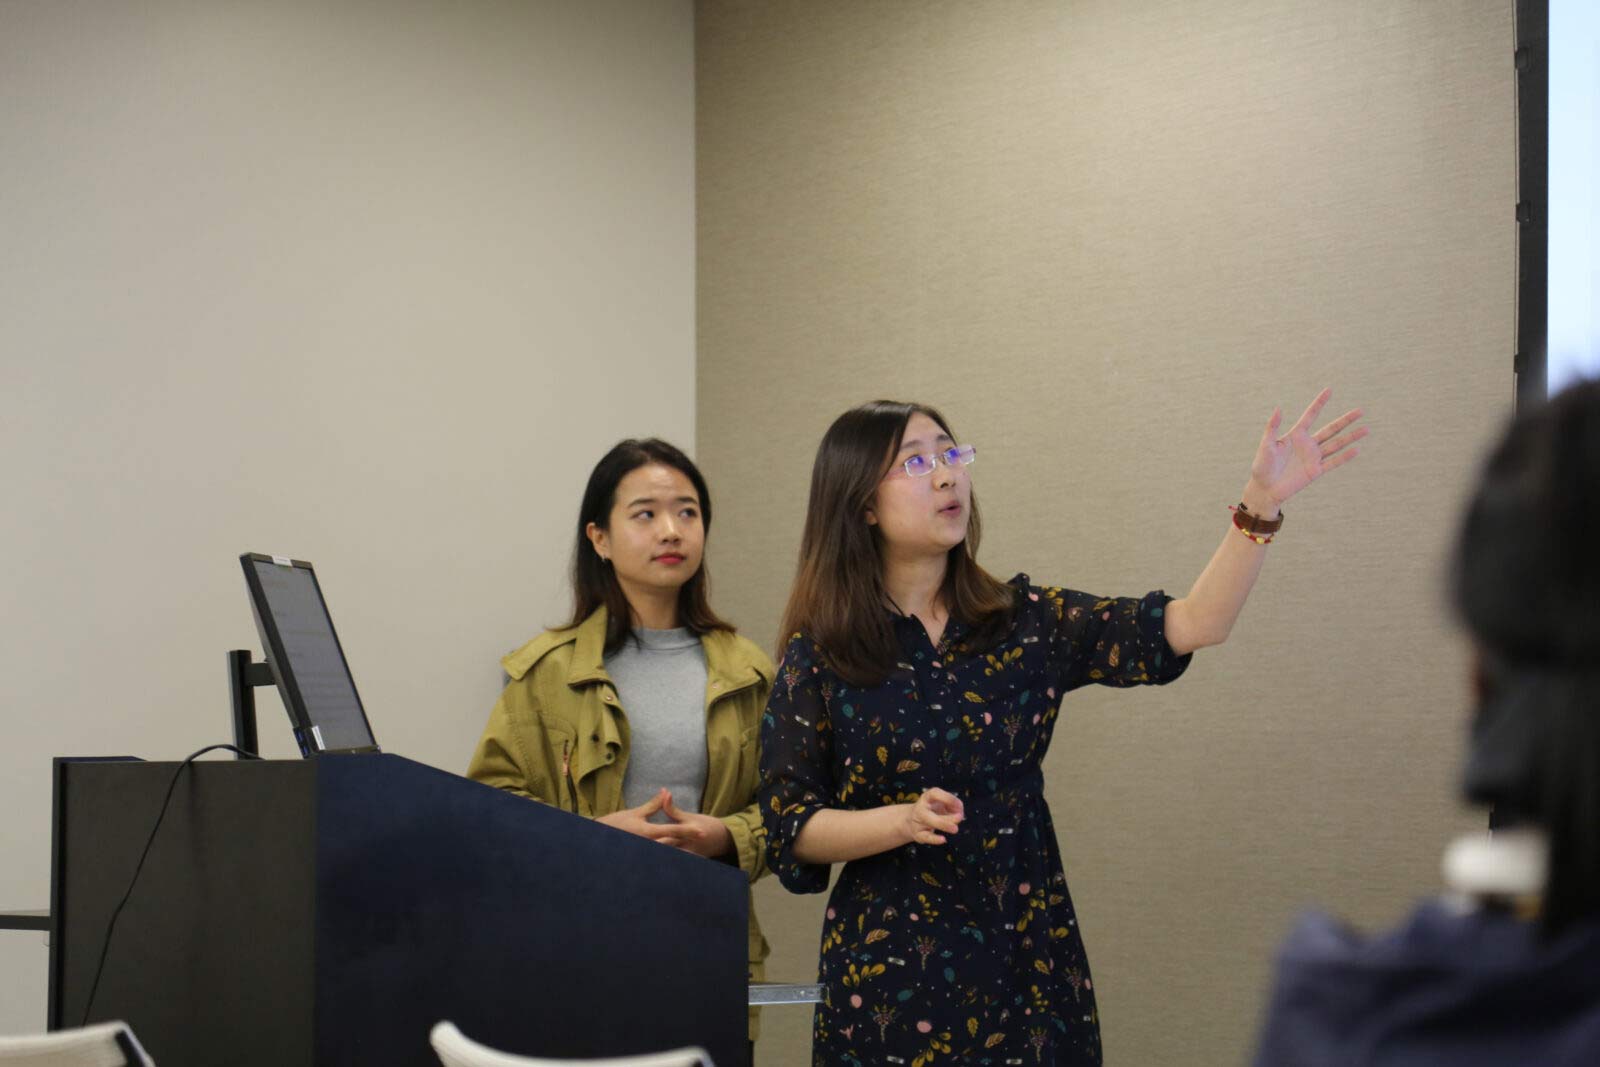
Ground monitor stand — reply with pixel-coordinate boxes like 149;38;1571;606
226;649;275;759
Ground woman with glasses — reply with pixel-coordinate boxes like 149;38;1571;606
760;395;1364;1066
468;438;773;1055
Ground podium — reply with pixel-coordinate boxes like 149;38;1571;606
47;754;748;1067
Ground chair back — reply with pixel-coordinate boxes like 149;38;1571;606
429;1022;713;1067
0;1022;153;1067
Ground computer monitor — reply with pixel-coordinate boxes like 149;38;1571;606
239;553;379;756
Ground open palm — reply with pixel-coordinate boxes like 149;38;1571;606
1249;388;1367;507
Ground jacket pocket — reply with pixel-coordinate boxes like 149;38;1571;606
541;722;578;812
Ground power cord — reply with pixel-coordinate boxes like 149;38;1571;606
80;743;262;1026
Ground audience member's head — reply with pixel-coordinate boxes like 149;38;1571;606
1451;379;1600;935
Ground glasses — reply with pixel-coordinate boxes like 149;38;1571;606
899;443;977;478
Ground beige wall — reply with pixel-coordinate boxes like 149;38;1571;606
696;2;1515;1063
0;0;694;1033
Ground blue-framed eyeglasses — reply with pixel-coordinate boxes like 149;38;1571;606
900;444;977;478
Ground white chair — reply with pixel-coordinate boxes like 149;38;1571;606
430;1022;713;1067
0;1022;153;1066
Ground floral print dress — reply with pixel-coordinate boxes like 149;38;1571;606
760;576;1192;1067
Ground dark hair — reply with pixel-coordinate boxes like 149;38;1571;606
776;400;1016;687
1452;379;1600;936
567;438;733;656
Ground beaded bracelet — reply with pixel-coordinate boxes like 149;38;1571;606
1229;502;1283;545
1232;521;1274;545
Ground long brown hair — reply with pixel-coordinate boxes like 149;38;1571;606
777;400;1016;686
567;438;733;656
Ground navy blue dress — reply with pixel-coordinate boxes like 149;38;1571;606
760;576;1191;1066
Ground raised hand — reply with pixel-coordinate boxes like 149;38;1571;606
1246;388;1367;510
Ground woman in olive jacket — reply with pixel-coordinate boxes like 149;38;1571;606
468;438;774;1048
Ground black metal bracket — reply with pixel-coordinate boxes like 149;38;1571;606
227;650;275;759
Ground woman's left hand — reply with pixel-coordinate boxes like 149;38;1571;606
1245;388;1367;513
661;791;734;859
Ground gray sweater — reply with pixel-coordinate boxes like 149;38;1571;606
606;626;708;818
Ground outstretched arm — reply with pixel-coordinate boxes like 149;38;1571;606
1164;388;1366;655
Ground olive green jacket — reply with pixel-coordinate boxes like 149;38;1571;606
466;607;774;1036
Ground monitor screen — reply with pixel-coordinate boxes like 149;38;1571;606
240;554;378;756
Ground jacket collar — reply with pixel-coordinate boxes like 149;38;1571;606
572;607;773;696
565;607;612;687
503;604;773;695
700;626;774;697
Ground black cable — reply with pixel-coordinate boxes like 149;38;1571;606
80;743;262;1026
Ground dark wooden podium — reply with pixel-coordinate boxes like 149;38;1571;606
48;754;747;1067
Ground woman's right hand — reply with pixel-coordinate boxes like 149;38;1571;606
902;787;964;845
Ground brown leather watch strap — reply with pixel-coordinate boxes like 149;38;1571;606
1232;502;1284;535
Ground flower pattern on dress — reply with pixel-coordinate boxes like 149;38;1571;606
760;575;1191;1066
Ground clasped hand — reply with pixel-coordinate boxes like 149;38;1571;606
596;786;732;859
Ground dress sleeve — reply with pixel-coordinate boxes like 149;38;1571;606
1041;586;1194;693
758;633;836;894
